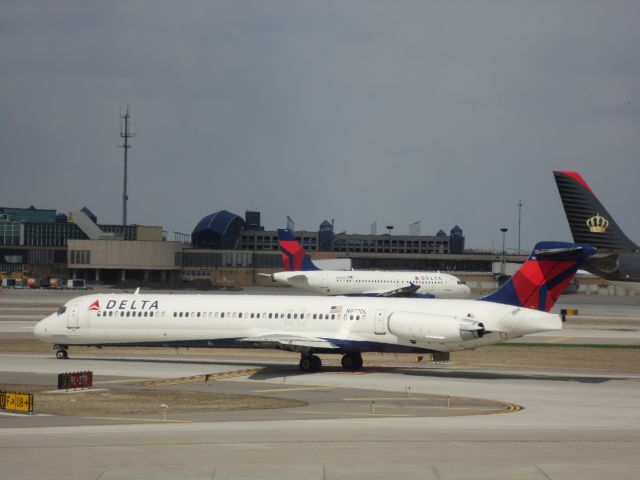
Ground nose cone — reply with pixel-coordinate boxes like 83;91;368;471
461;284;471;298
508;308;562;338
33;314;53;341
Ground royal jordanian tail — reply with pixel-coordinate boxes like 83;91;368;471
553;170;639;252
482;242;596;312
277;229;320;271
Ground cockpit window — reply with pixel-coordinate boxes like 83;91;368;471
57;305;67;315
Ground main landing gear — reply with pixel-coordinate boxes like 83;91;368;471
299;354;322;372
298;352;364;372
54;344;69;359
341;353;363;371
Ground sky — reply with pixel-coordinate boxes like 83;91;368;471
1;1;639;252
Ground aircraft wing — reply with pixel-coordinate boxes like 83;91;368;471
237;334;339;352
373;283;422;297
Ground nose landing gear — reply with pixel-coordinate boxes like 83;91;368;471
54;344;69;359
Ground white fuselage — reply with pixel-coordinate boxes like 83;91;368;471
34;293;560;354
272;270;471;298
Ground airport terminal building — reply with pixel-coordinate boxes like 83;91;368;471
3;205;626;295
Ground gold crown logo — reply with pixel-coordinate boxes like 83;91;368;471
586;213;609;233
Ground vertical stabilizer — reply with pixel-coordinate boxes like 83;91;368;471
482;241;596;312
554;171;638;251
277;229;320;271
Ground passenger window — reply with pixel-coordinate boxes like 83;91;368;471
220;312;225;318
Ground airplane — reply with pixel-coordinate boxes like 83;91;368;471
554;170;640;289
267;229;471;298
34;241;594;372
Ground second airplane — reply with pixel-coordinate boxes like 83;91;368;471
268;229;471;298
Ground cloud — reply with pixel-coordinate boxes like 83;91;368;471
1;1;639;249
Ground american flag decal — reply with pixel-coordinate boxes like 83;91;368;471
330;305;342;314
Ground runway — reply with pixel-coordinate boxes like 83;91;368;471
1;351;640;479
1;288;640;478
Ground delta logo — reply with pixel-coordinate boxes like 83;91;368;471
88;299;100;311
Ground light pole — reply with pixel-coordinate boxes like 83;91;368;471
500;227;508;276
517;200;524;253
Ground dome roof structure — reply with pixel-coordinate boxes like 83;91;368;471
191;210;245;249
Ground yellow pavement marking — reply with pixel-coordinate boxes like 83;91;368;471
145;368;262;387
342;396;429;401
368;405;501;411
293;410;411;417
93;378;156;385
545;336;574;344
83;416;192;423
255;386;335;393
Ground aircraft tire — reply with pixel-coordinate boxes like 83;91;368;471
341;353;363;371
299;356;311;372
56;350;68;359
300;354;322;372
310;355;322;372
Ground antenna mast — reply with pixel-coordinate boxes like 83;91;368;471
119;107;135;226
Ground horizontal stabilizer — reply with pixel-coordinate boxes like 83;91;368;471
532;245;593;261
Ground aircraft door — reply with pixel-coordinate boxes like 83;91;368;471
374;309;386;335
67;304;80;329
320;274;329;291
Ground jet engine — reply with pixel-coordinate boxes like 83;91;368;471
387;312;485;343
